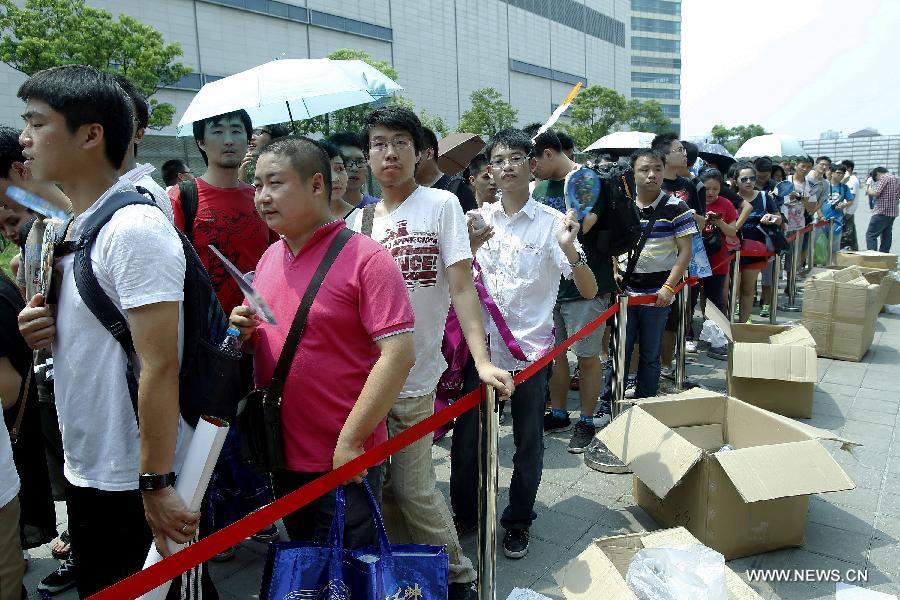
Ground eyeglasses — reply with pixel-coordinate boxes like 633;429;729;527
739;175;758;183
344;159;367;169
490;155;529;169
369;139;413;153
669;146;687;155
251;128;271;137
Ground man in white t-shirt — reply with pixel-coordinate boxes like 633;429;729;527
16;65;205;598
841;159;861;250
349;107;514;600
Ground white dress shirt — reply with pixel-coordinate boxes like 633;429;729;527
475;197;581;371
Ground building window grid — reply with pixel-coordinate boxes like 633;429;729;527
631;36;680;53
510;59;586;86
631;72;680;84
632;56;682;69
632;87;680;100
198;0;392;42
631;16;681;34
631;0;681;16
501;0;625;47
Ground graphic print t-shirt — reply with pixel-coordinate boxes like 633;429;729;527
663;176;704;215
348;186;472;397
169;178;272;314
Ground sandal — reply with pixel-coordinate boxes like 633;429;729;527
51;530;71;560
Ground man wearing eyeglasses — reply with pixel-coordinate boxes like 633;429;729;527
239;124;290;183
348;106;514;600
329;131;380;208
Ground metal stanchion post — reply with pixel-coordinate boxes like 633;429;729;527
675;282;689;391
769;252;782;325
477;385;498;600
729;250;741;322
826;219;835;266
784;236;801;312
585;294;631;474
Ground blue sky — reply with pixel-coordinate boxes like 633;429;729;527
681;0;900;140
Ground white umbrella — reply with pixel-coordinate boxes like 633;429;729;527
584;131;655;153
734;134;806;160
175;58;402;136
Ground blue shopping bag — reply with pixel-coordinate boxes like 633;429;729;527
688;231;713;279
261;480;449;600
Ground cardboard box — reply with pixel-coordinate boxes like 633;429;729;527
801;267;882;361
835;250;898;271
705;304;817;418
553;527;763;599
598;389;857;560
811;265;896;310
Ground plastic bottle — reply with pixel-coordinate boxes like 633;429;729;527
219;326;242;359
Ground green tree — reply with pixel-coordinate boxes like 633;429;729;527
626;99;672;134
561;85;630;150
710;123;769;154
0;0;191;128
456;88;518;138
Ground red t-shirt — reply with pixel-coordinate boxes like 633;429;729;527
169;178;273;314
250;221;415;472
705;195;739;275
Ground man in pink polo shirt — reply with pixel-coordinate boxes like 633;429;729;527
230;137;415;548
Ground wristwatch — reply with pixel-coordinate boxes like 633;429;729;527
139;471;176;491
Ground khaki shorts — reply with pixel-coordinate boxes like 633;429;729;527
553;295;612;357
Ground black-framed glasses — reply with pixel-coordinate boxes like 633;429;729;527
490;155;528;169
344;159;367;169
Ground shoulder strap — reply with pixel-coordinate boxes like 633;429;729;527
73;190;158;419
623;196;669;288
361;203;376;238
178;179;199;242
448;177;463;197
267;227;354;399
8;363;32;444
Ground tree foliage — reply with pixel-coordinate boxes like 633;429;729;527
561;85;672;150
710;123;769;154
0;0;191;128
456;88;518;138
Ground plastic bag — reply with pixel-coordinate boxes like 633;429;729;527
625;544;726;600
699;319;728;349
813;232;829;266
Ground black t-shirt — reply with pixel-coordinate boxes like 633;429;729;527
663;176;704;215
433;174;477;213
0;275;28;378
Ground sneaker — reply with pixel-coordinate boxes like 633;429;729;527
661;364;675;380
251;524;280;543
568;420;596;454
453;514;477;536
543;411;572;433
760;304;771;318
448;582;478;600
624;378;637;399
593;411;611;429
211;546;236;562
503;529;529;559
707;345;728;361
37;556;77;595
685;340;698;353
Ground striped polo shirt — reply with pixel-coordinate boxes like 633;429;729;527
627;191;696;295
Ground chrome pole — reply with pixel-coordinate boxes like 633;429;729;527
729;250;741;322
826;219;835;266
769;252;782;325
784;236;802;312
477;384;498;600
675;282;689;391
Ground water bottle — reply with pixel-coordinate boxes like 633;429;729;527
220;326;242;359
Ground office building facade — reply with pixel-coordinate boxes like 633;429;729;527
629;0;681;133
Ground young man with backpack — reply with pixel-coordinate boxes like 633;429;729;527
169;110;280;557
530;130;617;452
415;127;478;213
16;65;214;597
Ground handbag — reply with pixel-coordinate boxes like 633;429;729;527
238;227;354;472
702;224;722;255
261;480;449;600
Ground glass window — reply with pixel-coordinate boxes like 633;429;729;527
631;37;680;53
631;72;680;84
288;5;308;21
631;56;682;69
170;73;203;90
345;18;362;34
632;87;680;100
244;0;265;12
660;104;680;118
631;0;681;16
267;0;288;17
501;0;624;47
309;9;327;25
631;16;680;34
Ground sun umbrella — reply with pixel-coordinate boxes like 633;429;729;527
175;58;402;136
734;134;806;160
437;132;484;176
696;142;735;170
584;131;654;153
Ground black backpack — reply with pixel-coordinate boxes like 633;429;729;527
73;189;241;427
590;162;641;256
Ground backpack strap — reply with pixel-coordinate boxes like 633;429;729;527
623;194;669;289
178;179;199;242
8;362;32;444
73;190;158;421
447;177;463;198
267;227;354;400
360;203;376;238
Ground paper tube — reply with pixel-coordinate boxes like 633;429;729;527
139;416;230;600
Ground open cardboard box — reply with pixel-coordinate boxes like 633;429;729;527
811;265;900;310
553;526;763;599
705;303;817;418
598;389;857;559
802;267;882;362
835;250;898;271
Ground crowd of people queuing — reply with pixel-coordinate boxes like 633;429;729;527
0;62;898;600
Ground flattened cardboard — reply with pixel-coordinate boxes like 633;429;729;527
768;326;816;347
730;343;817;383
835;250;898;271
602;393;857;559
553;527;763;600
